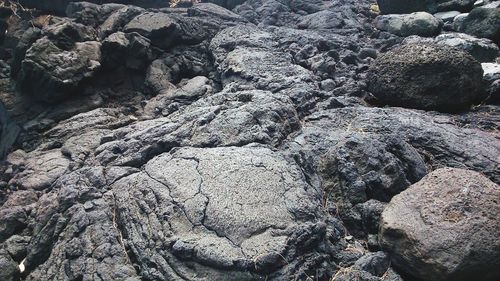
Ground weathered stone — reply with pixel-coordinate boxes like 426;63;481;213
374;12;443;37
367;43;484;111
380;168;500;281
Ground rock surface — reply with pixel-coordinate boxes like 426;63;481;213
0;0;498;281
367;43;485;111
375;12;443;37
455;7;500;43
380;168;500;281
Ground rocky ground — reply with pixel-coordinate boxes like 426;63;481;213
0;0;499;280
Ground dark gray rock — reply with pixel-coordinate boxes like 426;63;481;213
380;168;500;281
455;7;500;43
377;0;476;14
404;33;499;62
354;251;390;277
376;0;428;14
367;43;485;112
0;249;19;281
124;11;212;49
375;12;443;37
101;31;153;70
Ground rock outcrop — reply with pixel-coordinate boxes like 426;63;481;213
0;0;498;281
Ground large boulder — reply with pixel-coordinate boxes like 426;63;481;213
0;102;20;160
367;43;484;112
374;12;443;37
404;33;499;62
379;168;500;281
455;7;500;44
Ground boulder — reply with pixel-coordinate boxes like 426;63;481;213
367;43;484;112
433;33;498;62
377;0;476;14
380;168;500;281
0;250;19;281
374;12;443;37
17;37;102;102
403;33;499;62
124;12;211;49
455;7;500;43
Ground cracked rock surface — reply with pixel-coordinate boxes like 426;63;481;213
0;0;498;281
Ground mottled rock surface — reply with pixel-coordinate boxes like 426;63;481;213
367;43;485;112
380;168;500;281
0;0;498;281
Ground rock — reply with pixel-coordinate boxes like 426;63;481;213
374;12;443;37
0;101;20;160
403;33;499;62
432;0;477;12
455;7;500;43
101;31;152;70
124;11;211;49
8;149;70;190
433;33;498;62
377;0;476;14
482;62;500;103
482;62;500;79
380;168;500;281
66;2;125;27
0;249;19;281
5;235;30;262
483;0;500;8
297;10;345;30
434;10;462;22
354;252;390;277
97;5;144;39
367;43;485;112
376;0;428;14
17;36;101;102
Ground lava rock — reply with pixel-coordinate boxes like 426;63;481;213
354;251;390;277
377;0;476;14
0;249;19;281
380;167;500;281
455;7;500;43
17;36;101;102
374;12;443;37
101;31;152;70
124;11;211;49
367;43;485;112
0;102;20;160
376;0;428;14
403;33;499;62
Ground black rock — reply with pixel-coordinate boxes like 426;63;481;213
367;43;485;112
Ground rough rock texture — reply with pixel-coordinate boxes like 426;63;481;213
403;33;499;62
367;43;485;112
380;168;500;281
374;12;443;37
0;0;498;281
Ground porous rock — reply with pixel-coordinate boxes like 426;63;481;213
367;43;484;111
